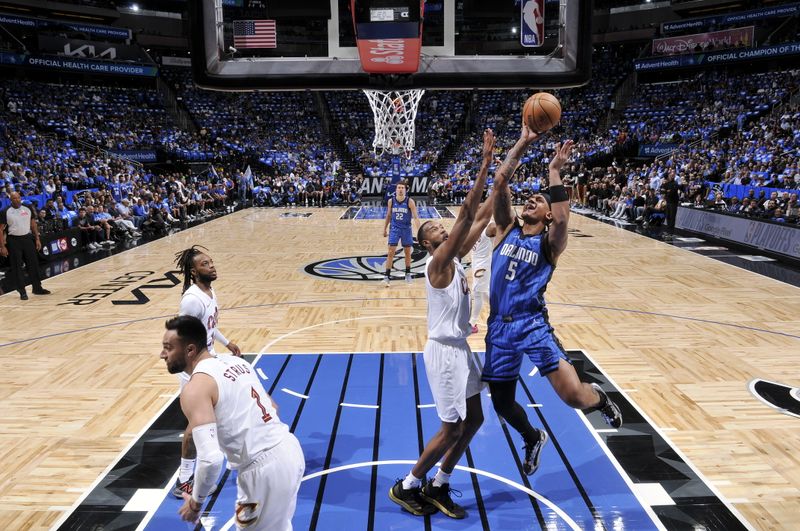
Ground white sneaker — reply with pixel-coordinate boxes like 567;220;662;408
383;276;390;287
405;273;412;284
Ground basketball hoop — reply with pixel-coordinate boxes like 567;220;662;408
363;89;425;158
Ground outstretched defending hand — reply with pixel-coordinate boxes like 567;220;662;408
482;128;496;160
549;140;575;172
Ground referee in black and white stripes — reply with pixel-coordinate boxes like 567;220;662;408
0;192;51;300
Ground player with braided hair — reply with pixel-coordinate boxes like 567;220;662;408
171;245;241;498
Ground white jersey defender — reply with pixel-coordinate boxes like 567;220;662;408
470;227;492;293
180;284;221;354
423;256;484;422
194;355;304;530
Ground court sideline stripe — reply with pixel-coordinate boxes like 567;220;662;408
309;354;354;531
498;416;547;527
411;353;433;531
196;354;294;525
578;349;754;530
518;377;606;530
366;354;385;531
464;447;490;530
50;389;180;530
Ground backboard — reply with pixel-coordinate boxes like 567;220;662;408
189;0;592;90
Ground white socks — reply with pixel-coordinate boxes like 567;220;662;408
432;468;451;487
402;472;422;490
179;458;195;483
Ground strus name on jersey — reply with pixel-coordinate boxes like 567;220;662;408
499;242;539;266
223;362;252;382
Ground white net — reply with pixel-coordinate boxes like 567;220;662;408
363;89;425;157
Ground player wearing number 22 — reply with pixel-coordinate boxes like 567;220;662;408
161;315;305;530
483;126;623;477
383;180;421;286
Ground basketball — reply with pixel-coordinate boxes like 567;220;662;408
523;92;562;134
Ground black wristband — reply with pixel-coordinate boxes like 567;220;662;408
549;184;568;203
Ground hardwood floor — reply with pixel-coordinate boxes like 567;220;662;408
1;207;797;530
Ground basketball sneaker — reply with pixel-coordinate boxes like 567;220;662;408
171;475;217;499
405;273;412;284
591;383;623;428
522;428;549;475
389;479;437;516
383;275;390;287
420;480;465;519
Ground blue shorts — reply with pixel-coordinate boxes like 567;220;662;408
388;226;413;247
481;316;570;381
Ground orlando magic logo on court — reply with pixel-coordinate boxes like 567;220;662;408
305;248;429;281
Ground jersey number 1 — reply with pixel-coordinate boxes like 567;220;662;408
251;387;273;423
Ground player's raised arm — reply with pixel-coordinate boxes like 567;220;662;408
493;124;539;234
458;133;496;259
426;129;494;283
545;140;575;264
383;198;393;238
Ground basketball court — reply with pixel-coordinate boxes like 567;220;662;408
0;207;797;530
1;1;799;530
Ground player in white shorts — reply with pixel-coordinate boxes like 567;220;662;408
161;315;304;531
389;129;495;520
469;221;496;334
173;246;242;498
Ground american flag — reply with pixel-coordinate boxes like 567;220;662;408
233;20;277;49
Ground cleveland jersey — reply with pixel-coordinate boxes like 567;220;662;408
390;196;412;229
179;285;220;355
471;227;493;272
193;356;289;469
425;256;471;342
489;225;554;319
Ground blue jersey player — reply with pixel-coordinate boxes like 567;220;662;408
383;181;421;286
483;126;623;476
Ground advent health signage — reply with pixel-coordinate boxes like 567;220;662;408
677;207;800;259
653;27;753;56
638;143;679;157
635;42;800;71
661;3;800;34
0;12;130;40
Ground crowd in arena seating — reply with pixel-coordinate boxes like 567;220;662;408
575;95;800;226
3;41;799;276
620;69;798;143
0;97;241;253
162;67;364;202
3;80;181;152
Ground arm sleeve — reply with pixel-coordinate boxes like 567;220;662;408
213;329;230;347
178;294;205;319
191;423;224;504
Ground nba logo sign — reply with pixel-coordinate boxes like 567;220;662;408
520;0;544;48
